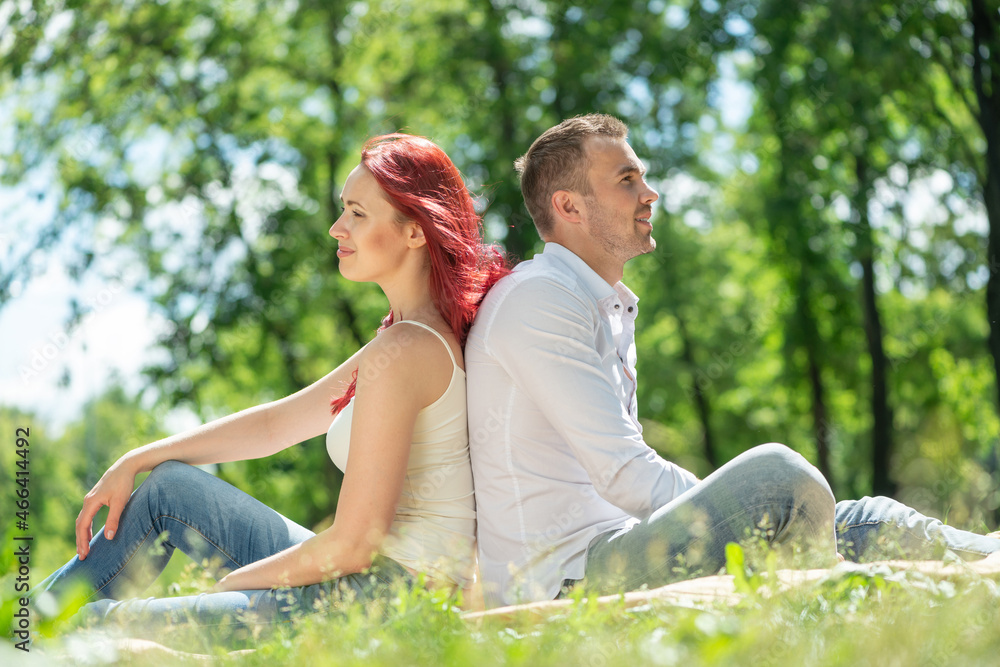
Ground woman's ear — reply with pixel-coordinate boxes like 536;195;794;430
405;222;427;249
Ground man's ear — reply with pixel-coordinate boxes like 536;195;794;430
551;190;583;225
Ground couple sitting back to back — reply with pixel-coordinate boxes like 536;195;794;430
36;115;1000;639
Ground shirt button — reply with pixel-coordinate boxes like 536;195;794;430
628;306;634;313
614;304;620;309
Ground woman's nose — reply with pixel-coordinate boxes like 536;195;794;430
330;213;347;239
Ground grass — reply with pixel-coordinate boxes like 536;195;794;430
7;545;1000;666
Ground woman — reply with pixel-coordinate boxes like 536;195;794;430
35;133;509;641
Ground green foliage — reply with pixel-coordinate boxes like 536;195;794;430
9;558;1000;666
0;399;162;576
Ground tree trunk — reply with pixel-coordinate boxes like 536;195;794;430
854;153;896;496
967;0;1000;526
797;290;834;487
483;0;530;259
767;136;836;486
806;333;833;485
969;0;1000;419
987;176;1000;417
676;313;718;468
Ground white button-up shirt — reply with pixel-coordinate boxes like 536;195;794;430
466;243;699;607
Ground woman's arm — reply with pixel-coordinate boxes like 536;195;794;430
75;346;367;559
213;324;453;590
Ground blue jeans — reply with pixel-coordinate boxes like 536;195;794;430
835;494;1000;561
33;461;413;646
579;444;1000;594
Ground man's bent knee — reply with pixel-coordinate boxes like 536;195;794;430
742;443;834;507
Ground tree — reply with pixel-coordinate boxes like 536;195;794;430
861;0;1000;420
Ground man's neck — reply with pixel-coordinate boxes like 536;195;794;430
544;237;623;286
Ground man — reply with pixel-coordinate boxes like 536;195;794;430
466;113;1000;608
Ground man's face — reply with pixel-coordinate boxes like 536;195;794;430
579;136;659;264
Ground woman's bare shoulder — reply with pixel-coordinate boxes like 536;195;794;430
356;323;455;399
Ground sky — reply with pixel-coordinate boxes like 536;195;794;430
0;233;178;433
0;152;189;434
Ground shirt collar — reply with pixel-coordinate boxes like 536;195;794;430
541;243;617;301
614;282;639;310
541;243;639;311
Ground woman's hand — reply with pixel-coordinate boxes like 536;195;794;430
211;574;236;593
69;346;368;562
75;455;141;560
208;530;375;592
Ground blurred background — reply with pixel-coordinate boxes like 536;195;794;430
1;0;998;574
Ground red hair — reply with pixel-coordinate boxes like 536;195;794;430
331;133;510;414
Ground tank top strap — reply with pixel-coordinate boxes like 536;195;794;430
394;320;459;370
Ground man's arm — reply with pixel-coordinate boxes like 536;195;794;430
484;277;698;518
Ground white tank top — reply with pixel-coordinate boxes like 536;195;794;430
325;320;475;587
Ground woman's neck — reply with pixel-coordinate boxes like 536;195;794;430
392;299;441;325
380;274;441;327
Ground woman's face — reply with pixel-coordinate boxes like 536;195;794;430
330;165;417;284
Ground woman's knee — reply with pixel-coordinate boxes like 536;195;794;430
140;461;206;512
145;461;196;488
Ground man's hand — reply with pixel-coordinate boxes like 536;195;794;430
75;457;140;560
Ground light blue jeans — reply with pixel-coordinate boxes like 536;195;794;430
33;461;412;646
579;443;1000;594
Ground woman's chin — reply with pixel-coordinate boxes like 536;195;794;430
337;267;371;284
336;261;356;280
